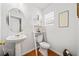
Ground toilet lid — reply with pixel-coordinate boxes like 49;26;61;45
39;42;50;49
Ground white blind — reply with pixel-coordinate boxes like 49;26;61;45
44;11;54;26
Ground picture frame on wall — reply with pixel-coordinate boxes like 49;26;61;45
59;10;69;27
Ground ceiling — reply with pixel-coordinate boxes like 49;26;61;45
25;3;51;10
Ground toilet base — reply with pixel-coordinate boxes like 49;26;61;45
39;47;48;56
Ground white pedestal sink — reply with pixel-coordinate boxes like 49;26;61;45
6;33;27;43
6;33;27;56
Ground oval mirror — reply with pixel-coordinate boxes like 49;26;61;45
6;8;24;33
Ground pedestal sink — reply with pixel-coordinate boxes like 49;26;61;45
6;33;27;56
6;33;27;43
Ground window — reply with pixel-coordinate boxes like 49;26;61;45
44;11;54;26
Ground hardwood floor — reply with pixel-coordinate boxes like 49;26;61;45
23;49;43;56
23;49;59;56
48;49;59;56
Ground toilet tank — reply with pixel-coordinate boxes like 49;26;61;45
37;34;43;43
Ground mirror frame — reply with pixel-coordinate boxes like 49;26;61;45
6;8;24;33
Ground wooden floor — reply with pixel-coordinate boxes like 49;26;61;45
48;49;59;56
23;49;59;56
23;49;43;56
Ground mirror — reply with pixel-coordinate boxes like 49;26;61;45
6;8;24;33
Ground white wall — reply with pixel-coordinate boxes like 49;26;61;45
78;23;79;56
43;3;77;55
0;4;1;39
77;18;79;55
21;4;44;55
0;8;4;54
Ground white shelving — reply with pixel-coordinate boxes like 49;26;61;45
32;9;43;56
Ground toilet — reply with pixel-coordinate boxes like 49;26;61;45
36;34;50;56
39;42;50;49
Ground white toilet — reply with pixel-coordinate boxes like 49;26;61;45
36;34;50;56
39;42;50;49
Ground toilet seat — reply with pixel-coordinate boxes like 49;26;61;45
39;42;50;49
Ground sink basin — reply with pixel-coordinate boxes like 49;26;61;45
6;33;27;43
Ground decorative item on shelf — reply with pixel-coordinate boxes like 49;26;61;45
59;10;69;28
